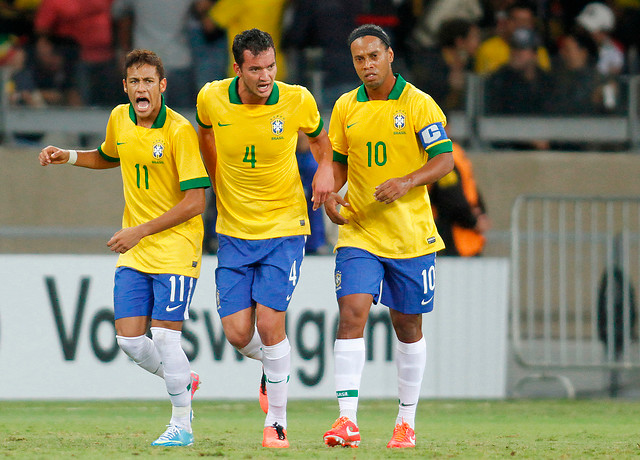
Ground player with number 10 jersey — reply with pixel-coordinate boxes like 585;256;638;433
329;74;451;258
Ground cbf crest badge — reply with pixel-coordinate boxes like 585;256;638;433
270;115;285;139
393;111;406;131
152;140;165;163
335;270;342;292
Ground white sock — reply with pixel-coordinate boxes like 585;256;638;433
237;327;264;361
151;327;192;431
262;337;290;428
395;337;426;429
116;334;164;378
334;338;365;426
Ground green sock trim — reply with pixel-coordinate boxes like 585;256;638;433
266;375;290;384
336;389;358;398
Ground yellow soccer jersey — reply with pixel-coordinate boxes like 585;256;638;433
98;99;211;277
329;75;453;258
196;77;323;240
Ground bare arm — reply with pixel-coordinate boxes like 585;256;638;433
197;126;217;190
107;187;206;254
306;129;334;210
324;161;351;225
39;145;120;169
374;151;454;204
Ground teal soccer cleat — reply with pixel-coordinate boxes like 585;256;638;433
151;425;194;447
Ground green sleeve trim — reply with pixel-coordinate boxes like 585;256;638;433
333;150;348;164
196;112;212;129
180;177;211;191
305;118;324;138
97;145;120;163
427;139;453;159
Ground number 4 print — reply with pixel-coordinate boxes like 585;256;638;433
244;145;256;168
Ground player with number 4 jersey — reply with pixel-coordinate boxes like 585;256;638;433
323;25;454;449
196;29;333;448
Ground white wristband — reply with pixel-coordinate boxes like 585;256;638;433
67;149;78;165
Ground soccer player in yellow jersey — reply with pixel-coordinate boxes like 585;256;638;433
38;50;211;447
321;25;454;449
196;29;333;448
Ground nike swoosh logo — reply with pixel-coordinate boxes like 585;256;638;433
218;122;232;127
347;122;358;129
165;304;182;312
116;142;126;145
346;427;359;436
421;296;434;306
286;295;291;301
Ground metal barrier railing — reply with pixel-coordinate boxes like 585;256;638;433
2;70;639;149
511;195;640;396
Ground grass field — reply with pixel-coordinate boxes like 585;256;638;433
1;398;639;458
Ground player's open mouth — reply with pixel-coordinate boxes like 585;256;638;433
136;97;150;111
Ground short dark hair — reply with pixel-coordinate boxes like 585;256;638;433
347;24;391;49
507;0;536;16
438;18;474;48
232;28;275;67
124;49;165;80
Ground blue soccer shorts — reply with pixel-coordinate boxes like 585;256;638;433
113;267;197;321
215;234;306;318
334;247;437;314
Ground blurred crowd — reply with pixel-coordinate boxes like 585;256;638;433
1;0;639;115
2;0;638;255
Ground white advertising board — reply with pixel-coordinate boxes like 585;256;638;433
0;255;508;399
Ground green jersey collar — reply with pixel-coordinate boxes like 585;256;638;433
128;94;167;128
356;73;406;102
228;76;280;105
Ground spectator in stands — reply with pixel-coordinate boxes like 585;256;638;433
576;2;625;77
547;30;602;115
0;34;43;108
411;0;483;48
205;0;289;80
411;18;481;112
282;0;360;110
189;0;227;90
34;0;120;107
611;0;640;73
486;28;552;113
485;27;552;149
475;1;551;75
31;33;82;106
112;0;197;108
575;2;625;112
429;140;490;257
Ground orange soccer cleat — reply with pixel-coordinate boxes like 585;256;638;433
323;416;360;448
386;420;416;448
262;422;289;448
